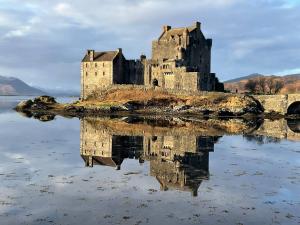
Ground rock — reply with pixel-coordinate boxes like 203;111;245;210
31;103;49;110
33;114;56;122
173;105;191;111
124;101;144;110
15;99;33;110
110;105;129;112
65;105;85;113
33;96;56;104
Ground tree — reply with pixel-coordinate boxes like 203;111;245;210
274;80;284;94
257;77;266;94
266;77;276;94
245;79;258;93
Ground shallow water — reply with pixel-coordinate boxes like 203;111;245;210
0;97;299;225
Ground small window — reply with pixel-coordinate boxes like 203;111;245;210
86;72;88;76
95;72;97;76
103;63;105;67
95;63;97;68
103;72;105;76
86;63;88;68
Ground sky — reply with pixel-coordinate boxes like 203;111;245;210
0;0;300;90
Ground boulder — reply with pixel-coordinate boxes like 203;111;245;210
15;99;33;110
33;96;56;104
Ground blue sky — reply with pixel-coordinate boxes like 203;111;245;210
0;0;299;90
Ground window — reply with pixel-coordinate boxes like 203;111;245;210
95;72;97;76
86;72;88;76
103;71;105;76
86;63;88;68
95;63;97;68
103;63;105;67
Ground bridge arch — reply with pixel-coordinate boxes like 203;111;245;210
287;101;300;115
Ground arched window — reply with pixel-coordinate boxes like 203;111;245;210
152;79;158;87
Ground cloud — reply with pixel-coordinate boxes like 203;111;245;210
0;0;299;88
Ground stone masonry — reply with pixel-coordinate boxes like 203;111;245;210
254;94;300;115
80;22;224;99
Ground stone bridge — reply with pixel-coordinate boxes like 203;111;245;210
254;94;300;115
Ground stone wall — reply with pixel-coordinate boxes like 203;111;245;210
287;94;300;108
254;94;300;114
254;95;288;114
126;59;144;84
81;61;113;99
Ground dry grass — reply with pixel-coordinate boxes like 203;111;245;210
75;87;256;112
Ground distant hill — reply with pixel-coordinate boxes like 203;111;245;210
224;73;264;83
0;75;46;96
224;74;300;94
36;87;80;97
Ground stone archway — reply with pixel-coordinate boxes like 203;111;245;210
287;101;300;115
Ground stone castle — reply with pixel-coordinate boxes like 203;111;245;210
80;22;224;99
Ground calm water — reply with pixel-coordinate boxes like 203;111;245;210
0;97;299;225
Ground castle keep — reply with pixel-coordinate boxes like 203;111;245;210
81;22;223;99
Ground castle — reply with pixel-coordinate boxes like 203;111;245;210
81;22;223;99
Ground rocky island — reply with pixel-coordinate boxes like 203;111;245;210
15;88;264;120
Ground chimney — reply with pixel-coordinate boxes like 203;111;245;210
87;49;94;61
117;48;122;55
163;25;171;32
195;21;201;30
140;54;146;61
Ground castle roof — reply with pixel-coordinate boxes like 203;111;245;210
82;51;118;62
160;26;197;40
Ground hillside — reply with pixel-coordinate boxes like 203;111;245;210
0;76;46;96
224;74;300;94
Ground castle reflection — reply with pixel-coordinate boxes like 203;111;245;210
80;117;221;196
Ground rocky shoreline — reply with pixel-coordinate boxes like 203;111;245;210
14;94;298;121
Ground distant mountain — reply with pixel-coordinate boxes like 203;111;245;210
0;75;46;96
224;73;264;83
224;74;300;94
35;87;80;97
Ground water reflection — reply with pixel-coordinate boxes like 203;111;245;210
287;119;300;133
79;116;300;197
80;117;223;196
